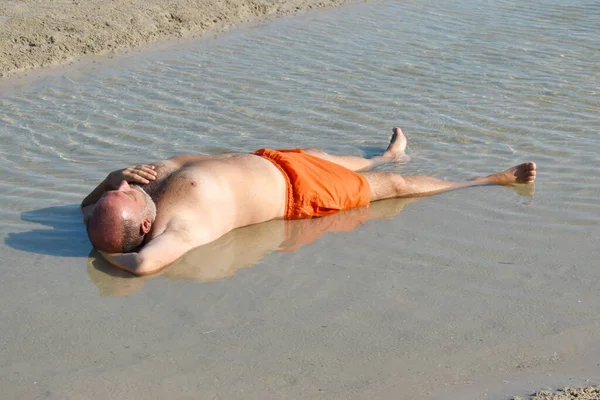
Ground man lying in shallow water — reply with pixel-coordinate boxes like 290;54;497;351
82;127;536;276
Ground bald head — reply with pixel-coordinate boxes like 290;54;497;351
86;182;156;253
87;200;129;253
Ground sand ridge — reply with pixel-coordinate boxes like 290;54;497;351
514;386;600;400
0;0;348;78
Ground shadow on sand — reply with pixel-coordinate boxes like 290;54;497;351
4;204;90;257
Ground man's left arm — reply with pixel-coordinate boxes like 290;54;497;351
100;229;215;276
97;251;145;274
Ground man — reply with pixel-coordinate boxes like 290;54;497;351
82;128;536;276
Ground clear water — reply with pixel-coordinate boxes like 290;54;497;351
1;0;599;397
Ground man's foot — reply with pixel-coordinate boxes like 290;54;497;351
382;127;410;162
480;162;537;185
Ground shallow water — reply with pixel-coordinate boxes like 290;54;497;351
1;0;599;398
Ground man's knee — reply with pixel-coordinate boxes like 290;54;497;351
364;172;407;200
388;173;407;196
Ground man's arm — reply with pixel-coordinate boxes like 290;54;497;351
97;251;145;274
100;229;214;276
81;164;157;224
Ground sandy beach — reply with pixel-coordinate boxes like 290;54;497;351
0;0;348;78
516;386;600;400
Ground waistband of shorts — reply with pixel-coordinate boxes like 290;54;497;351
253;149;294;219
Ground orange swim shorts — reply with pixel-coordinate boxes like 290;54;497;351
254;148;371;219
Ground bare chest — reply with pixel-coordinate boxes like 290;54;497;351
150;168;206;208
143;155;287;240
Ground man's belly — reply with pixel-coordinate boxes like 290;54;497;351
224;154;288;226
151;154;288;236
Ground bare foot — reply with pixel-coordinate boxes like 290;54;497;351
382;127;410;162
481;162;537;185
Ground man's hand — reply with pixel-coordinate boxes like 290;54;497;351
98;251;145;275
81;164;158;222
104;164;157;189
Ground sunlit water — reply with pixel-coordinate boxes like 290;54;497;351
1;0;599;398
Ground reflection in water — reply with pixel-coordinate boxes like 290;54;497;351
88;197;419;296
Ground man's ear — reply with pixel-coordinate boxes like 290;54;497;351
140;218;152;235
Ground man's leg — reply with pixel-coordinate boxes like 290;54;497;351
363;162;537;201
304;127;409;172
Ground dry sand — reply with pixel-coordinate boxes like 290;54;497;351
514;386;600;400
0;0;348;78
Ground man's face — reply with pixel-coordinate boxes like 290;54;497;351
96;180;148;219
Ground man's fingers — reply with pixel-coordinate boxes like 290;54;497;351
134;174;151;184
116;165;158;186
135;170;157;180
136;165;158;177
128;166;157;180
141;166;157;175
123;171;156;185
125;173;152;184
135;164;155;170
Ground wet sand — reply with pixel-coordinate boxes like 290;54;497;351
6;197;600;400
0;0;348;78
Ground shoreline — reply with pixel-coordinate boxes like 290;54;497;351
0;0;350;79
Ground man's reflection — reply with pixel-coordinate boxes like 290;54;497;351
88;197;419;296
